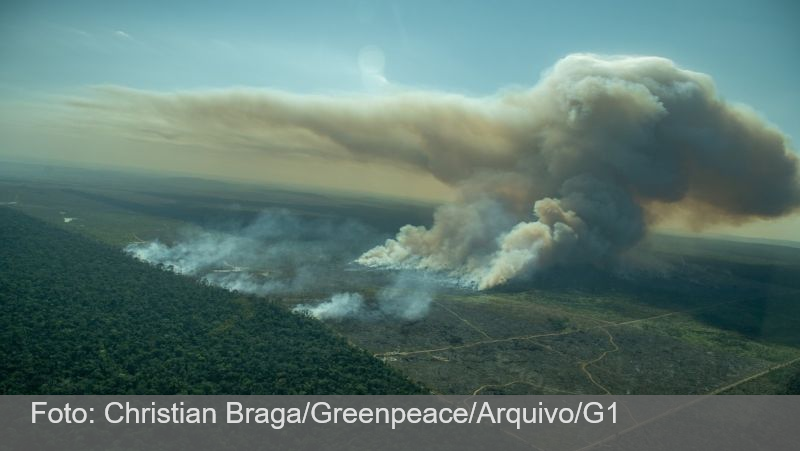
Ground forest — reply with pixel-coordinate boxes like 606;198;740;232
0;207;426;394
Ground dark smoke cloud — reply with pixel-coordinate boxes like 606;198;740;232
80;54;800;288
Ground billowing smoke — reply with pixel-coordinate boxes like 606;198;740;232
355;55;800;288
79;54;800;288
293;292;366;320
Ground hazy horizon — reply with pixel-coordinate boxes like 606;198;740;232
2;0;799;242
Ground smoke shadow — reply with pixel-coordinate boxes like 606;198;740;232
482;242;800;348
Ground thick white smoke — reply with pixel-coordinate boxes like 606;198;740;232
124;210;376;295
79;54;800;289
293;292;366;320
124;211;439;321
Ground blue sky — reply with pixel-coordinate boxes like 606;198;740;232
1;0;798;144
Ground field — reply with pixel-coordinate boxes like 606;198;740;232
2;161;799;395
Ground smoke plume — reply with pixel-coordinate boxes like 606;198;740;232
80;54;800;288
292;271;436;321
124;210;377;295
125;210;437;321
376;271;435;320
293;292;366;320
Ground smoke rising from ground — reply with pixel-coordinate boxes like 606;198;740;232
124;210;376;295
292;273;435;321
85;54;800;288
125;211;437;320
377;271;435;320
293;292;366;320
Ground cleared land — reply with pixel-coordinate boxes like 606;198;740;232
2;162;799;394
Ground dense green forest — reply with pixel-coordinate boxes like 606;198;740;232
0;207;425;394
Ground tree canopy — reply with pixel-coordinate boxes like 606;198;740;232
0;207;425;394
